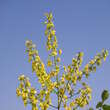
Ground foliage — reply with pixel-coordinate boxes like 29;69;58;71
16;12;109;110
96;90;110;110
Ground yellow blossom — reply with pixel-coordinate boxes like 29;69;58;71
56;57;61;62
70;101;75;107
18;75;25;81
51;30;56;36
59;49;62;55
16;88;21;97
47;60;52;67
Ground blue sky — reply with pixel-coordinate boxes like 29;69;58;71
0;0;110;110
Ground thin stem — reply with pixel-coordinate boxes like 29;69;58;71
54;56;60;110
49;104;58;109
67;91;80;99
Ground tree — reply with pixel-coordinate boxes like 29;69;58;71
16;12;109;110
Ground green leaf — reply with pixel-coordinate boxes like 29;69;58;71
102;104;110;110
101;90;109;102
96;102;103;108
89;107;94;110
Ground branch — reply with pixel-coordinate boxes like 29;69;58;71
49;104;58;109
58;81;69;109
67;91;80;99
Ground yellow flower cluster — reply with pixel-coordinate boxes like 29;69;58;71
16;12;109;110
83;49;109;78
24;40;57;109
58;49;108;109
44;13;62;71
44;13;57;53
64;52;84;84
75;84;92;108
16;75;38;110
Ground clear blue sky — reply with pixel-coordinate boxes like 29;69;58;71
0;0;110;110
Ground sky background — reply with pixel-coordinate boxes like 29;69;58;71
0;0;110;110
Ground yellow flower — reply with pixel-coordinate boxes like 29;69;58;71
51;50;57;56
84;64;89;73
46;22;54;29
48;12;53;20
16;88;21;97
79;52;84;57
65;106;71;110
71;75;77;84
22;92;28;100
59;49;62;55
32;106;38;110
59;88;64;95
51;30;56;36
86;87;92;93
77;71;82;77
61;76;65;84
32;97;38;105
70;101;75;107
56;57;61;62
47;44;52;50
25;40;32;48
50;71;56;77
18;75;25;81
30;87;37;95
47;60;52;67
65;74;71;81
25;81;31;87
63;95;68;100
35;56;40;62
19;82;24;89
53;41;57;48
89;60;94;65
39;102;43;109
